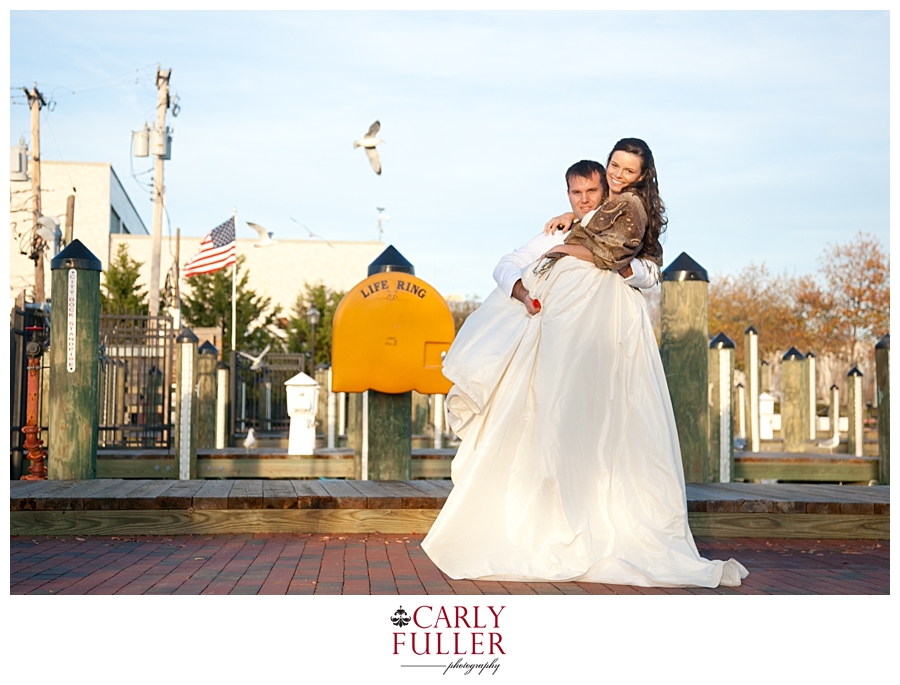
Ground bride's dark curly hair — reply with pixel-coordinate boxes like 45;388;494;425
606;138;667;255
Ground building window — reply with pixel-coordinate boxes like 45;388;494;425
110;207;121;234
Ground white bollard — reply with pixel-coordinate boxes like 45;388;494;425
215;361;229;449
759;391;776;440
433;393;445;449
847;367;864;457
736;383;746;442
326;368;336;448
175;329;199;480
744;327;760;452
709;333;735;482
806;352;817;440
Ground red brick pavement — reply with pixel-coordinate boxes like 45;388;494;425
9;535;889;595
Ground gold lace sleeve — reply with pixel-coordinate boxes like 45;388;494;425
563;193;648;271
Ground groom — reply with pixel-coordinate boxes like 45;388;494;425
493;160;659;315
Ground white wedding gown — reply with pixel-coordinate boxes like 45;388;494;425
422;256;748;587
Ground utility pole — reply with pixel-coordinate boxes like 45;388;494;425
25;84;47;302
148;66;172;317
64;194;76;246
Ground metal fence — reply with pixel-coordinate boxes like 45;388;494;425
98;313;175;448
230;350;307;440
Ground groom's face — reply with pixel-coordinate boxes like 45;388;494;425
567;172;604;220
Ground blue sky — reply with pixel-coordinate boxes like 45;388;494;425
9;10;890;300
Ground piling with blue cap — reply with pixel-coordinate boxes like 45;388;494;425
48;240;102;479
781;347;806;453
875;334;889;483
661;252;709;482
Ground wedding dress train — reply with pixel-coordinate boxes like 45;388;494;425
422;257;748;587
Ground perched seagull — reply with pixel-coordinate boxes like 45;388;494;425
247;221;278;247
243;427;257;452
238;342;272;371
354;120;385;175
289;217;335;248
817;433;840;449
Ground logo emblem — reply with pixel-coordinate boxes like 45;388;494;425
391;606;410;627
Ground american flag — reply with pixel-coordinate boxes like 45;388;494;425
183;217;236;277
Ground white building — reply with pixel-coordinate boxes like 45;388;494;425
10;159;148;298
9;155;385;314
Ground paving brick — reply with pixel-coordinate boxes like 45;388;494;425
9;534;889;595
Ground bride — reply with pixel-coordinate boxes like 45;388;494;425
422;138;748;588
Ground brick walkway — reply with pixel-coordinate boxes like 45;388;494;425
9;535;888;595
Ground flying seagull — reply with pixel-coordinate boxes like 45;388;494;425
354;120;385;175
238;342;272;371
243;427;257;452
290;217;335;248
247;221;278;247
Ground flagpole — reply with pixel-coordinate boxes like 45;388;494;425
231;206;237;353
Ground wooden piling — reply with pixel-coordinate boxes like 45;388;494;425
781;347;806;453
48;240;101;480
829;384;840;443
744;327;760;452
175;329;199;479
661;253;709;482
708;333;735;482
847;366;864;458
197;342;218;449
875;334;889;483
760;360;771;394
367;390;412;480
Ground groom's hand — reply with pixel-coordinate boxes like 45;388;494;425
512;279;540;315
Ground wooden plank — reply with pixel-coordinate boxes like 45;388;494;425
403;479;451;506
228;480;263;509
9;480;48;497
735;461;878;483
10;508;443;536
46;479;126;510
119;480;179;510
82;479;151;510
156;480;206;509
736;450;879;463
11;480;85;511
412;448;457;458
11;508;888;540
412;460;452;479
98;449;170;458
350;480;402;509
376;480;441;509
196;458;353;479
262;480;299;509
319;480;367;509
97;459;177;479
192;480;234;511
688;513;889;540
289;480;335;509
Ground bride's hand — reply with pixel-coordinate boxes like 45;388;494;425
543;212;576;236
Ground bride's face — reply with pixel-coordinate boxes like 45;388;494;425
606;151;644;195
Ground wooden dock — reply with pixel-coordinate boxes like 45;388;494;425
96;448;882;483
10;480;888;540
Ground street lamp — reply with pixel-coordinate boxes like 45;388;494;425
306;304;320;374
